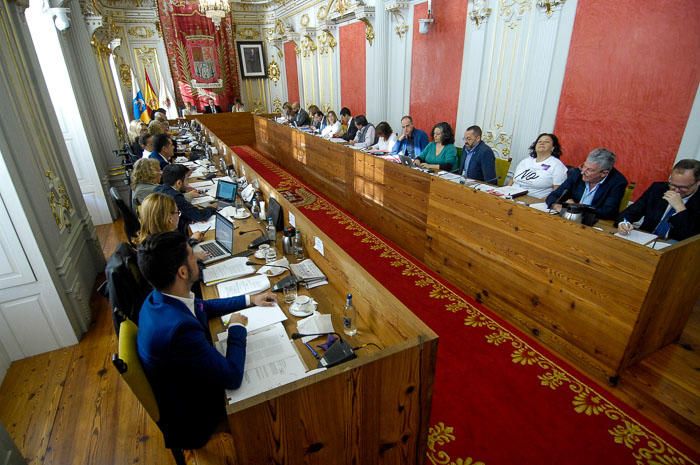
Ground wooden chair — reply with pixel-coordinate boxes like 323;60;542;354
495;157;512;186
112;320;236;465
619;182;636;212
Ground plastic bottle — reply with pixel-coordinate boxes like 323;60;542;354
266;217;276;244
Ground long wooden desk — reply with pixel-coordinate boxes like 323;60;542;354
194;119;438;464
218;113;700;385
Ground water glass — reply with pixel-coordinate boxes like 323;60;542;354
283;282;298;304
265;247;277;264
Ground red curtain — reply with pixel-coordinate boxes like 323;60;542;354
156;0;240;112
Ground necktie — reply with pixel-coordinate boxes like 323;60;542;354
653;206;676;238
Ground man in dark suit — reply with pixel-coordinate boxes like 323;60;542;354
291;102;310;126
203;97;222;114
458;125;496;182
337;107;357;141
616;159;700;241
546;148;628;220
149;134;173;170
137;231;276;449
154;164;216;233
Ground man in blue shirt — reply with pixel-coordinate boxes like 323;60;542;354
458;125;497;182
392;115;429;158
137;231;276;449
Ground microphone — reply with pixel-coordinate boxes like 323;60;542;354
239;228;264;235
549;188;569;213
246;261;290;270
291;332;357;368
291;331;342;340
238;229;269;248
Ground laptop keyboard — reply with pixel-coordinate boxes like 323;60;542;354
201;242;226;257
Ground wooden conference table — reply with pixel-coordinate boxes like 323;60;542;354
192;137;438;464
190;112;700;387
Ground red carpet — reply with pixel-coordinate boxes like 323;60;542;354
232;146;699;465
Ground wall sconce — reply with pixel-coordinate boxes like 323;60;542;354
49;7;71;32
418;0;434;34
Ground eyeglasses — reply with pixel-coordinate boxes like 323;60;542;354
579;164;606;175
668;179;697;192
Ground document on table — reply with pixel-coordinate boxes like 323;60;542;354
189;216;216;233
191;195;215;206
529;202;559;214
296;313;334;343
190;180;214;188
289;259;328;289
217;274;270;298
437;171;463;182
202;257;255;285
215;323;318;404
614;229;658;245
221;304;287;333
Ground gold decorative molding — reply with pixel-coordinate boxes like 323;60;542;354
45;170;73;232
272;97;283;113
300;13;310;27
469;0;492;28
155;20;162;38
499;0;532;29
273;44;283;59
482;123;513;157
135;46;157;66
536;0;566;17
127;25;154;39
119;63;132;87
274;19;286;36
318;29;336;55
268;60;281;83
300;34;316;58
237;27;261;39
359;17;374;46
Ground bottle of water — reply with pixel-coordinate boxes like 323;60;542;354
293;230;304;260
266;217;276;244
251;193;260;219
343;293;357;336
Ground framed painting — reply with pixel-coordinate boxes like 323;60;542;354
237;41;267;79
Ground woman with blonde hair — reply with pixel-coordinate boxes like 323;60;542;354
130;158;161;210
128;120;148;158
136;193;208;260
321;110;342;138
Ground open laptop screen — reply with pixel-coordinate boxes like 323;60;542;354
216;180;237;202
214;213;234;253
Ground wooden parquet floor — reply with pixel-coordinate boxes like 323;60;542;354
0;219;698;464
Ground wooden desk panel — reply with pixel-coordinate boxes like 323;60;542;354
244;114;700;384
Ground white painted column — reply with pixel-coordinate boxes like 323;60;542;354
385;1;414;130
365;2;388;124
677;84;700;162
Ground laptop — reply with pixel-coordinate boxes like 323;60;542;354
193;213;234;265
398;154;414;166
214;179;237;209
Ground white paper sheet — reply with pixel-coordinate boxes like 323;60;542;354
614;229;658;245
191;195;215;206
296;313;334;343
217;274;271;298
189;216;216;233
221;304;287;333
202;257;255;285
189;180;214;188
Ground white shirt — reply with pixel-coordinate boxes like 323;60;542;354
353;125;376;149
141;150;153;160
370;133;398;152
511;155;568;198
162;291;249;328
321;121;341;138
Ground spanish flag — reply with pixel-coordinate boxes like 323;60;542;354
143;68;159;117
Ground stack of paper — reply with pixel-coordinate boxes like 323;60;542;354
191;195;215;206
221;304;287;333
290;259;328;289
190;216;216;233
217;274;270;298
614;229;658;245
202;257;255;285
190;180;214;188
486;185;528;198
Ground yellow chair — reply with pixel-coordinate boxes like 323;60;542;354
495;157;512;187
619;182;636;212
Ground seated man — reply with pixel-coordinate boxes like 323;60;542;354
458;125;496;183
203;97;222;114
351;115;376;149
617;159;700;241
392;115;428;158
137;231;276;449
140;133;154;160
546;148;628;220
291;102;310;127
149;134;174;170
337;107;358;142
154;164;216;233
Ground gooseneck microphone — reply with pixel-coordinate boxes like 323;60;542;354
291;331;343;340
246;261;289;270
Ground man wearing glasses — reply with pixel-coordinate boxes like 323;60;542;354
616;159;700;241
546;148;628;220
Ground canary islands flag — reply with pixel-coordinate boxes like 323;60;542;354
132;70;150;123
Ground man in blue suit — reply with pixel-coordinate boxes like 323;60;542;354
137;231;276;449
392;115;429;158
149;134;173;170
546;148;628;220
458;125;497;182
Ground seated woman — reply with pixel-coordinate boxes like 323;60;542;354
352;115;376;149
128;120;148;159
321;111;342;138
131;158;161;211
415;122;457;171
136;193;208;259
369;122;397;153
230;98;245;112
509;133;567;198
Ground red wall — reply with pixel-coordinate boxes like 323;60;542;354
554;0;700;199
339;22;366;115
409;0;468;135
284;41;300;104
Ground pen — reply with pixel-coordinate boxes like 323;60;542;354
202;226;211;235
304;342;320;359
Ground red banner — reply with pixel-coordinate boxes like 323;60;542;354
156;0;240;112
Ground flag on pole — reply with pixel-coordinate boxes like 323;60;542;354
143;68;159;118
131;70;150;123
158;71;178;119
